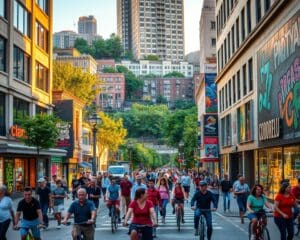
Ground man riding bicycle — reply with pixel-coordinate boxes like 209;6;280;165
62;188;96;240
191;181;217;239
247;184;272;240
106;179;121;223
14;187;44;240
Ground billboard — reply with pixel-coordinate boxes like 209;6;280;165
203;114;218;137
257;11;300;147
205;73;217;113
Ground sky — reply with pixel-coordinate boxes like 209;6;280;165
53;0;203;54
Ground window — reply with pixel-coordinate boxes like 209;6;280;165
236;17;240;48
229;79;232;106
221;87;225;111
0;92;5;136
0;0;6;18
264;0;270;13
247;0;252;34
36;0;48;14
13;97;29;124
243;64;247;96
237;101;253;143
0;36;6;72
225;84;228;109
211;38;216;47
36;62;49;92
241;8;245;41
237;70;241;100
248;58;253;92
36;22;48;52
219;90;222;112
14;0;30;37
224;38;227;64
211;21;216;30
256;0;261;23
231;26;235;53
227;32;231;58
233;75;236;103
221;114;232;147
13;46;30;83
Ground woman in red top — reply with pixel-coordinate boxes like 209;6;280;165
274;181;297;240
124;188;157;240
171;181;186;222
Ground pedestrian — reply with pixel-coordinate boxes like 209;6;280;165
51;179;68;229
233;176;250;224
208;175;220;208
0;185;15;240
120;175;133;219
131;175;147;200
181;171;191;202
36;178;51;228
101;172;110;202
71;175;80;200
220;174;232;212
157;177;169;224
274;180;296;240
61;175;68;193
87;179;101;211
147;178;161;238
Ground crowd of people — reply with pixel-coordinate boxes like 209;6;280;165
1;169;300;240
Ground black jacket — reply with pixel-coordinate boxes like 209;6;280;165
191;190;217;209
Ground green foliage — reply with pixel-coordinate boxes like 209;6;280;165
144;55;160;61
74;34;123;61
163;71;185;78
171;99;195;110
156;95;168;104
102;67;117;73
124;51;134;61
18;114;60;154
143;73;158;79
53;62;98;104
116;66;144;100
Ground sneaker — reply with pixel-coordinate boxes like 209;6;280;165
194;228;199;236
57;224;61;229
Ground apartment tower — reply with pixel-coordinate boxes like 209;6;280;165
78;15;97;36
117;0;132;53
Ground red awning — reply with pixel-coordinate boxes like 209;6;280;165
200;158;219;163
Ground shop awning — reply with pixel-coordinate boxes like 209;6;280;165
78;161;92;168
200;158;219;163
0;143;67;156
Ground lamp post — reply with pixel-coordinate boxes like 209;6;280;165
88;111;101;176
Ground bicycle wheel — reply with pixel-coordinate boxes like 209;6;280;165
114;213;118;230
111;207;116;233
261;227;270;240
176;207;181;231
248;222;252;240
199;216;205;240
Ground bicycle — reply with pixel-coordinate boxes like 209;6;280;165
248;211;271;240
175;202;184;231
126;223;153;240
110;204;119;233
14;224;45;240
195;209;212;240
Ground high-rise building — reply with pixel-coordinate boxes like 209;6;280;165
78;15;97;36
0;0;66;194
118;0;185;62
117;0;132;52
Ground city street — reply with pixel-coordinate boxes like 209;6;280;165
6;192;294;240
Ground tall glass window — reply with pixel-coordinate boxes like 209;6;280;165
237;101;253;143
0;36;6;72
0;92;5;136
0;0;5;18
256;0;262;23
248;58;253;92
35;61;49;92
241;8;245;41
14;0;30;37
13;97;29;124
36;22;48;52
36;0;48;14
13;46;30;83
284;145;300;186
237;70;241;100
247;0;252;34
243;64;247;96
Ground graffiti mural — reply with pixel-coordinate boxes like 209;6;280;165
257;11;300;147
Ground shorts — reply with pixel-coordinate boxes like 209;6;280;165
53;204;64;213
20;219;40;238
107;200;120;207
183;186;190;193
121;196;131;207
174;198;184;204
72;224;95;240
128;224;153;240
247;210;266;220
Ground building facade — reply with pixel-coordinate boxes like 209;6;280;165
143;77;194;104
78;15;97;36
117;0;132;53
216;0;300;194
96;73;126;111
0;0;66;195
121;0;184;62
96;59;116;73
118;60;193;78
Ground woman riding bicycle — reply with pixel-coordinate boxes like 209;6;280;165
124;188;157;240
171;181;186;223
247;184;272;240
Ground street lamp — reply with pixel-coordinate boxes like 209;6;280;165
88;111;101;176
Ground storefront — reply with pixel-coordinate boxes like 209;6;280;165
51;156;63;179
256;12;300;200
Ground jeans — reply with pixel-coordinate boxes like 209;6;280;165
153;205;158;235
0;219;11;240
20;218;40;238
213;194;219;208
40;202;49;226
161;199;168;218
222;191;230;211
274;217;294;240
194;208;213;240
236;194;247;212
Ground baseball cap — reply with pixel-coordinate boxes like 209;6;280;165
38;177;45;183
199;180;208;186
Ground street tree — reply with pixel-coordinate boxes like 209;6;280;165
144;54;160;61
53;62;99;104
18;114;60;156
163;71;185;78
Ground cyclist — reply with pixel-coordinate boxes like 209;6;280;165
106;179;121;223
124;188;157;240
14;187;44;240
147;178;161;238
171;180;186;223
62;188;96;240
191;180;217;239
247;184;272;240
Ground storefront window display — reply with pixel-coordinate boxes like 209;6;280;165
37;159;47;179
258;147;282;200
15;158;25;192
284;145;300;187
221;154;229;177
51;163;62;179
